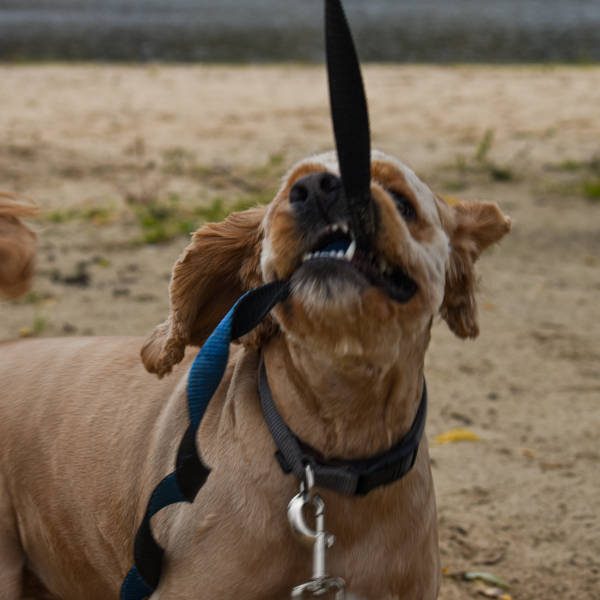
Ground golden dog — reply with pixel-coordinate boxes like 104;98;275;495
0;151;509;599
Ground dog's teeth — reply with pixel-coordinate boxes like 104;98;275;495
336;251;344;258
332;224;339;232
345;240;356;261
341;223;349;233
379;257;391;274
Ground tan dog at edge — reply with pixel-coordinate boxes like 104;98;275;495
0;151;510;599
0;194;36;300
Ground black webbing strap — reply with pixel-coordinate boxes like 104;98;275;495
259;358;428;496
325;0;375;248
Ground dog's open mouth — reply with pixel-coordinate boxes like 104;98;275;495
298;223;418;303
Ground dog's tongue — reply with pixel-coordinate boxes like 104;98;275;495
322;238;351;253
325;0;376;250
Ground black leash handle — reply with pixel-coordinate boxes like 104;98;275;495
325;0;375;249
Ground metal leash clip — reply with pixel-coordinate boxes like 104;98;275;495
287;465;346;599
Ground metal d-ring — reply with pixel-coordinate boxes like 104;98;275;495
300;462;315;497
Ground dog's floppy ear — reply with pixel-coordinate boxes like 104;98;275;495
0;195;37;299
439;198;511;338
141;207;266;377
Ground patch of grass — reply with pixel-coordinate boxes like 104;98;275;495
133;194;196;244
473;129;515;183
131;188;278;245
441;130;516;188
542;155;600;201
94;256;111;268
45;205;116;225
19;314;48;338
554;159;586;172
47;209;79;223
80;206;115;224
33;315;47;335
120;144;284;244
548;155;600;174
192;197;226;222
475;129;494;163
19;291;54;306
583;179;600;200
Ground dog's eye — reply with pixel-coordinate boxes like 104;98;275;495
390;190;417;221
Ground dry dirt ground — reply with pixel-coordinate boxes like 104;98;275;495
1;65;599;599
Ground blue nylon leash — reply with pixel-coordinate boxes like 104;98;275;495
121;281;289;600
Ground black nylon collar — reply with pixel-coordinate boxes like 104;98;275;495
258;358;427;496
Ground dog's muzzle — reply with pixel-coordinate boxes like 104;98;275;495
290;172;418;304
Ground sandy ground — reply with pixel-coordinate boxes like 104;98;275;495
1;64;599;599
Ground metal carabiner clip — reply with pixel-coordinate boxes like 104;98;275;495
287;465;345;598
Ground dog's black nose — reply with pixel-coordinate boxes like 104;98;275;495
290;172;341;207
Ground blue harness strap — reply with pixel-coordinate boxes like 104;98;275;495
121;281;289;600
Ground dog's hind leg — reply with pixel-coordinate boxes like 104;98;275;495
0;478;25;600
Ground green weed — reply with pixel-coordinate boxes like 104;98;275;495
475;129;494;163
19;314;48;338
473;129;514;182
583;179;600;200
45;205;116;225
442;129;515;188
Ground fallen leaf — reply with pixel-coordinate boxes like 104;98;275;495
477;586;512;599
442;195;463;206
464;571;510;590
434;428;481;445
520;447;536;459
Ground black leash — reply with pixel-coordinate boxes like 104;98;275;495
326;0;376;249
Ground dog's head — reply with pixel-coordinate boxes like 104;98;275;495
142;151;510;377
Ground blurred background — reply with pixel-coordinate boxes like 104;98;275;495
1;0;600;62
1;3;599;600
